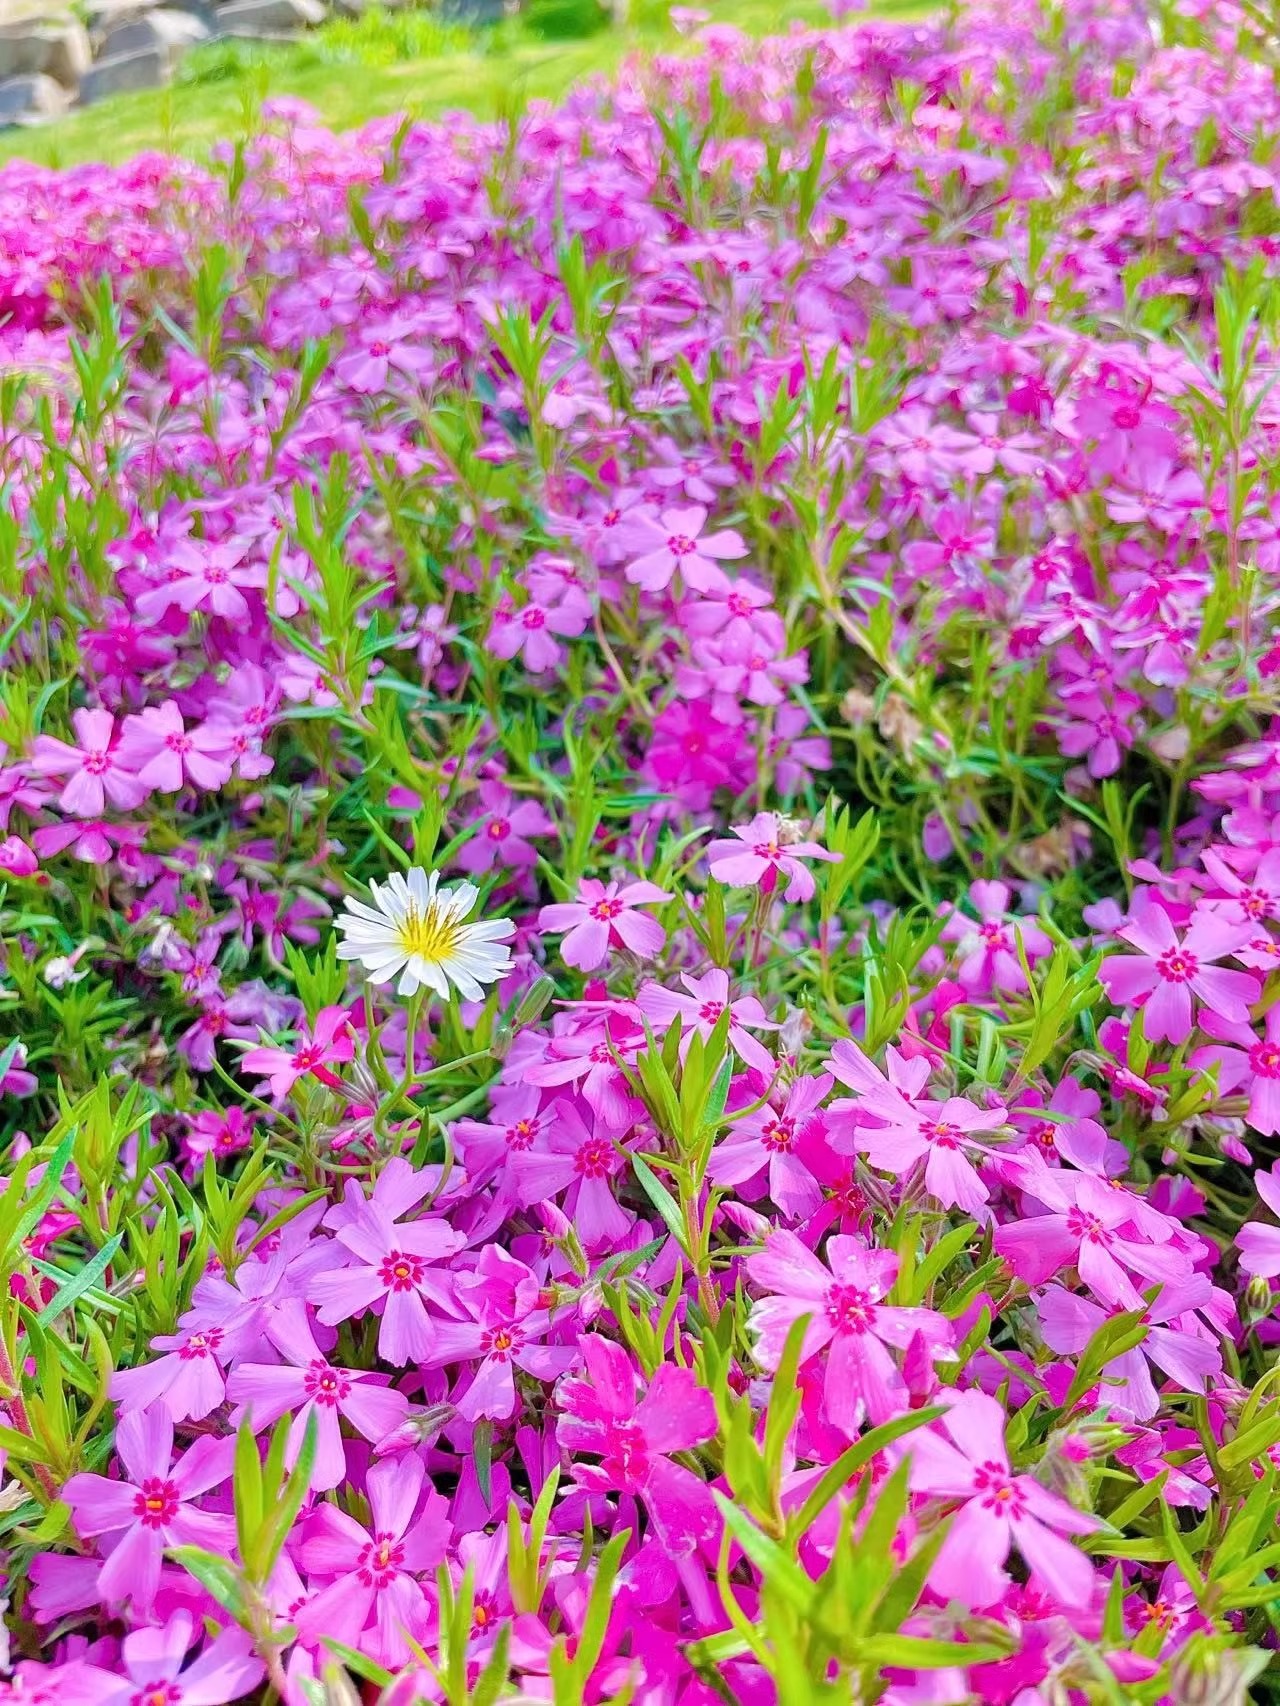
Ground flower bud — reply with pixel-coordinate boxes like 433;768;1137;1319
0;837;37;879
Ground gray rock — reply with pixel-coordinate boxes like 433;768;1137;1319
79;42;170;100
214;0;325;30
0;70;70;125
101;6;209;67
0;19;91;84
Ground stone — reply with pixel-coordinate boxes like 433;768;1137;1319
0;19;91;84
214;0;325;31
78;42;170;101
100;6;209;68
0;70;70;125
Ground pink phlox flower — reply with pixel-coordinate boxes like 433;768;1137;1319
1038;1276;1224;1421
538;877;671;970
1008;1079;1128;1174
133;538;267;622
334;315;436;393
67;1612;263;1706
828;1040;1006;1215
708;1073;832;1220
240;1004;355;1097
455;781;556;876
507;1097;634;1251
423;1245;576;1420
28;708;146;816
182;1105;256;1168
747;1230;953;1434
1097;900;1259;1044
295;1454;448;1668
903;1390;1097;1609
226;1305;409;1490
995;1157;1196;1309
520;1013;644;1129
707;811;837;903
940;879;1053;994
454;1083;549;1188
116;700;236;794
486;584;593;672
0;834;37;878
1236;1165;1280;1278
557;1335;718;1556
618;503;748;593
308;1202;465;1364
63;1406;235;1613
1191;1005;1280;1136
636;968;778;1077
1199;844;1280;926
109;1321;230;1423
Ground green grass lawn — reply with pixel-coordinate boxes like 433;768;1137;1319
0;0;933;169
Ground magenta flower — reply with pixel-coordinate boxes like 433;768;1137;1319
109;1323;229;1423
904;1390;1097;1609
423;1245;575;1420
941;879;1053;995
63;1406;235;1612
538;877;671;970
296;1455;448;1668
636;968;778;1076
227;1313;409;1490
455;782;555;876
747;1231;952;1432
28;708;146;816
1237;1166;1280;1279
557;1336;718;1556
116;700;236;794
1098;901;1259;1045
995;1157;1193;1310
487;585;593;672
507;1097;633;1250
828;1040;1006;1215
619;504;748;593
706;811;836;903
308;1205;464;1364
1038;1280;1223;1421
240;1004;355;1097
1191;1006;1280;1136
66;1613;263;1706
709;1073;832;1219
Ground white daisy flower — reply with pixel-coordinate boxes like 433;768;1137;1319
334;867;514;1001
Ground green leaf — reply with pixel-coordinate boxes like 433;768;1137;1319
36;1234;123;1326
629;1153;688;1253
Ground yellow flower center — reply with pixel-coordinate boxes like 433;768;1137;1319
397;902;464;963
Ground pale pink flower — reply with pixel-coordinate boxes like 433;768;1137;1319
538;878;671;970
707;811;836;903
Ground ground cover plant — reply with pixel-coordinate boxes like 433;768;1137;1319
4;0;1280;1698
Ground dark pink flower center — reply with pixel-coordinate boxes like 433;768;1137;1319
522;608;547;629
179;1328;222;1361
973;1460;1026;1515
356;1531;406;1588
379;1251;427;1291
575;1140;614;1179
920;1120;963;1149
697;1000;725;1024
304;1361;351;1406
591;898;623;920
760;1117;795;1151
82;749;110;775
1155;948;1198;983
481;1324;521;1359
164;732;192;754
1067;1208;1108;1244
1252;1042;1280;1078
133;1477;180;1528
599;1419;650;1486
131;1687;182;1706
487;818;511;840
506;1118;538;1150
667;535;697;556
827;1283;874;1334
752;841;782;862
